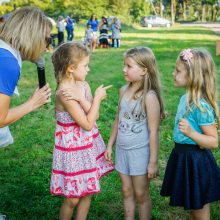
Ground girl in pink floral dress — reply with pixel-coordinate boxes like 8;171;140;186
50;42;114;220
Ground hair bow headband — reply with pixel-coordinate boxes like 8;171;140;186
181;49;193;63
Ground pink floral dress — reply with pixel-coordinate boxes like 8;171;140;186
50;84;114;198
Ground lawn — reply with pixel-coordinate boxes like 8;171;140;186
0;24;220;220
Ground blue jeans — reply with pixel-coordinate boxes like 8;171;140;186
66;28;74;41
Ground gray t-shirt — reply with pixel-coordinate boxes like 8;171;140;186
116;95;149;150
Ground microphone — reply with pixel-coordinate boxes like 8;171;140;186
36;57;46;88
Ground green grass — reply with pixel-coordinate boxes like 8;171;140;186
1;25;220;220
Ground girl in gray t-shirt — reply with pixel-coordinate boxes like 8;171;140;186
105;47;165;220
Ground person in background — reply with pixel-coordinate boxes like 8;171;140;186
84;24;94;50
87;14;99;52
0;16;5;26
161;48;220;220
66;15;74;41
50;42;114;220
99;16;109;48
57;15;66;46
112;17;121;48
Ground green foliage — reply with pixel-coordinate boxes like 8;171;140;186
108;0;132;23
57;0;109;18
131;0;151;22
0;0;220;22
0;4;13;16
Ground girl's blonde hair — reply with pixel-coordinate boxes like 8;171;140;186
52;42;90;84
0;7;52;61
124;47;166;119
179;48;219;127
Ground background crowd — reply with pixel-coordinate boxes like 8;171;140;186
53;13;121;51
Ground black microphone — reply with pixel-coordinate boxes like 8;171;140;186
36;57;46;88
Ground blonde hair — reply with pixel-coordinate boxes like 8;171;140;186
179;48;219;127
124;47;166;119
52;42;90;84
0;7;52;61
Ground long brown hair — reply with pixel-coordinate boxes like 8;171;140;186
179;48;219;127
124;47;166;119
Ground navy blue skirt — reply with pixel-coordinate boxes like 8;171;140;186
160;142;220;210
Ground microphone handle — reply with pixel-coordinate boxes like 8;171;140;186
37;67;46;88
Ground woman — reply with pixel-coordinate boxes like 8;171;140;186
87;14;99;51
57;15;66;45
112;17;121;48
0;7;52;129
99;16;109;48
65;15;74;41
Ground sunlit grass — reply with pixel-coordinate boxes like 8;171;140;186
0;24;220;220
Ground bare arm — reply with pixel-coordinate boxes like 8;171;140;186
105;87;124;163
179;119;218;149
107;115;119;148
145;92;160;179
61;85;108;131
98;22;103;30
0;84;51;127
107;87;125;148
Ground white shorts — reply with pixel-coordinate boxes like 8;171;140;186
93;31;98;39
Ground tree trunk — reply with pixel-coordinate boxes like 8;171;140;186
171;0;175;24
160;0;163;17
213;5;218;21
183;1;186;20
202;4;206;22
150;0;157;15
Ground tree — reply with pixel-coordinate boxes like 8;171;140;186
171;0;176;23
109;0;132;23
131;0;150;22
201;0;218;21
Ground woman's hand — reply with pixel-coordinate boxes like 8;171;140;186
179;118;192;137
27;83;51;111
147;162;159;179
104;146;113;164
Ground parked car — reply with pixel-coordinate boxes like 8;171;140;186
140;15;171;28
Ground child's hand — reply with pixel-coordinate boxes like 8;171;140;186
94;85;112;101
179;118;192;136
104;146;113;164
147;162;159;179
61;86;84;102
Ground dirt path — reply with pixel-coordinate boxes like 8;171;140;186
180;22;220;36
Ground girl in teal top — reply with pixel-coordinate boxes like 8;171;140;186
174;94;216;145
161;48;220;220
